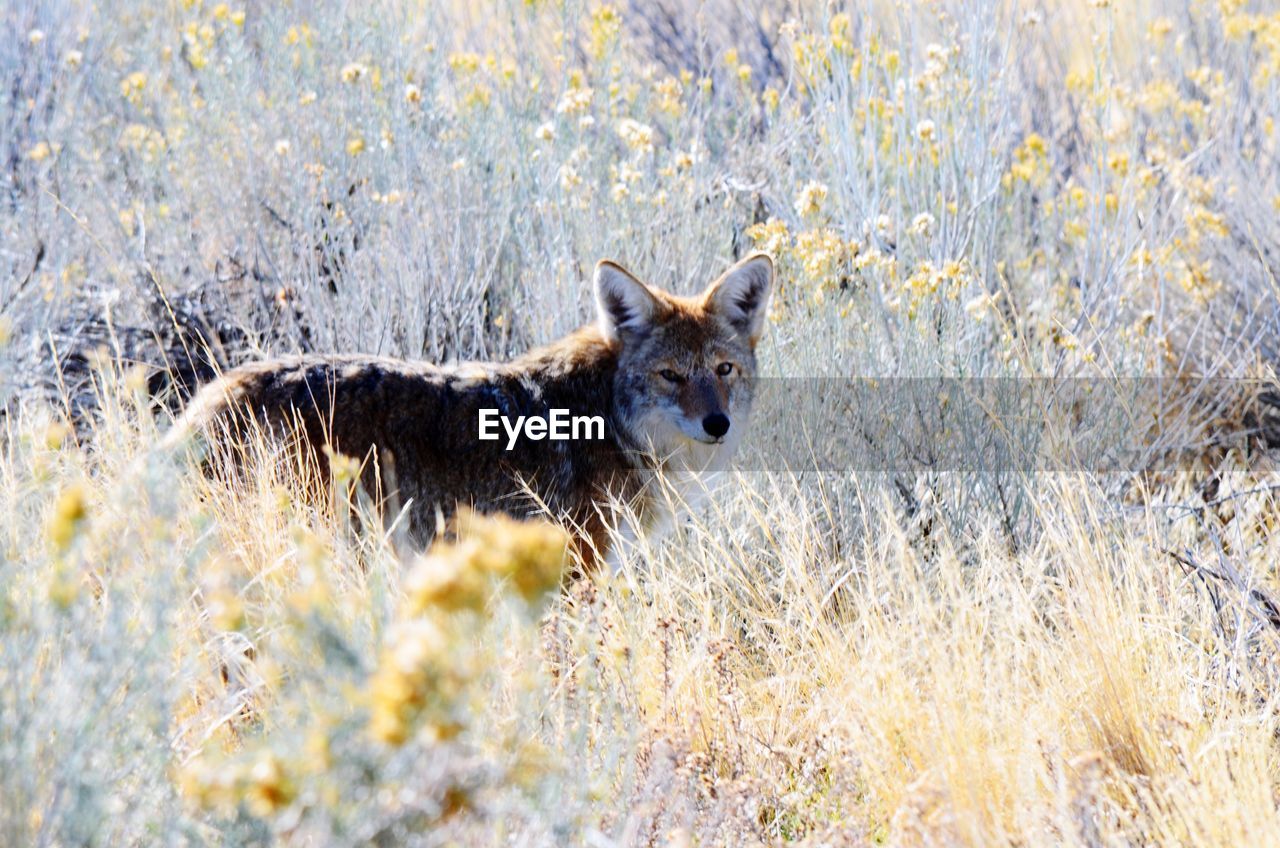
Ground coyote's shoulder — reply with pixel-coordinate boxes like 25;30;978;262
175;254;773;564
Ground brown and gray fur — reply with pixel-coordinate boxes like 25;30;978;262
171;254;773;568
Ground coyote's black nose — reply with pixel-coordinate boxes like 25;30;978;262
702;413;730;439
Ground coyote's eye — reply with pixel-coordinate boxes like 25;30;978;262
659;369;684;384
716;362;734;376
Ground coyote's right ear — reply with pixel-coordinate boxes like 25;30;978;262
594;261;658;343
705;253;773;345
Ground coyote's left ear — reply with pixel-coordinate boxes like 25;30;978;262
705;253;773;345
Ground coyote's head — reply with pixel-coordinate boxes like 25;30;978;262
594;253;774;469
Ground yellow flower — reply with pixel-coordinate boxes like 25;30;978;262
244;755;295;816
1187;206;1228;238
404;83;422;104
284;25;311;46
871;213;894;242
556;86;593;115
589;5;621;59
26;141;52;162
403;549;489;615
185;41;208;71
401;511;569;615
558;164;582;191
1222;14;1258;41
447;51;482;74
48;484;88;553
340;62;368;83
369;618;455;745
120;71;147;99
745;218;790;256
119;124;166;160
794;228;853;291
1177;259;1222;302
908;212;935;238
177;756;240;810
830;13;853;53
794;180;828;217
346;136;366;156
615;118;655;154
453;511;569;604
964;291;1001;321
653;76;684;117
462;83;491;109
1006;133;1049;186
1051;326;1080;349
207;590;246;632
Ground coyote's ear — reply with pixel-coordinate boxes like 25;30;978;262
705;253;773;345
594;261;659;343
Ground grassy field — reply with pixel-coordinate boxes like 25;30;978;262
5;0;1280;844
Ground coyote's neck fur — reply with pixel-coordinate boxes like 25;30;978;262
174;254;774;570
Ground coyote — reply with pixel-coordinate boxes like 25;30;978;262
174;254;773;568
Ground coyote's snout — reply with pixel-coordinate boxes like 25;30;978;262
173;253;773;568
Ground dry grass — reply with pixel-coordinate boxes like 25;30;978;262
5;0;1280;844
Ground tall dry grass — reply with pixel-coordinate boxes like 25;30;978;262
4;0;1280;844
